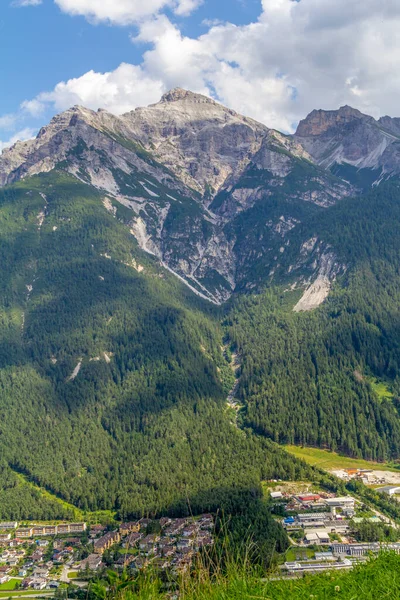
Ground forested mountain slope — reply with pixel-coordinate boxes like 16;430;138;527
228;183;400;460
0;171;314;522
2;92;400;521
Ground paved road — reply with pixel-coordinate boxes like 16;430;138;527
0;594;53;598
60;565;69;583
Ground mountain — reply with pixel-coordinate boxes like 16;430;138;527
2;91;400;521
294;105;400;188
0;90;355;304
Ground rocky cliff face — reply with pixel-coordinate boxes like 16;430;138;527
294;105;400;182
122;88;269;197
2;90;398;306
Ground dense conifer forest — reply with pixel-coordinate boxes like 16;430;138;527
0;172;314;526
228;184;400;460
2;171;400;555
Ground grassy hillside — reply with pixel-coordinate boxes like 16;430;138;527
284;445;400;471
83;553;400;599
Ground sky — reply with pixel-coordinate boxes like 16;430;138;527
2;0;400;151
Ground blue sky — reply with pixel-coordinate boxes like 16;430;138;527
1;0;400;149
1;0;260;114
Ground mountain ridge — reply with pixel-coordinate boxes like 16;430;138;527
0;90;360;304
1;91;400;306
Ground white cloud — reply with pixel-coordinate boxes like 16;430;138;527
20;98;46;117
0;128;36;153
30;63;165;114
14;0;400;134
53;0;202;24
11;0;42;6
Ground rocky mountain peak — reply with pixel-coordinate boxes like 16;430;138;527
121;89;269;196
295;105;373;137
159;88;217;105
294;104;400;175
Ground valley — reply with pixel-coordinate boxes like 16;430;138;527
2;90;400;594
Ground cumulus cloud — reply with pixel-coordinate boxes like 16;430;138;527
16;0;400;134
53;0;202;24
0;128;36;153
25;63;165;115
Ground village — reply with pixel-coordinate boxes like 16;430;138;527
0;514;215;595
269;486;400;576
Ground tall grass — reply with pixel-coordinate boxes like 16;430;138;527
89;544;400;599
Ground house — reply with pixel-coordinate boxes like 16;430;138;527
0;534;11;542
304;529;330;544
32;526;46;537
297;494;321;503
177;538;193;550
131;557;147;571
138;518;153;529
159;517;171;528
270;491;283;499
33;567;49;578
119;522;140;536
114;555;135;569
376;486;400;496
198;514;213;528
69;523;87;533
48;581;61;589
0;522;18;529
37;540;49;547
297;513;330;523
16;528;33;538
152;558;170;570
0;575;9;585
182;524;199;537
31;550;44;562
325;497;355;509
57;524;70;534
19;569;28;577
140;534;160;547
32;578;47;590
161;546;176;558
314;552;335;561
164;519;187;536
81;553;102;571
93;531;120;554
22;577;35;589
196;535;213;548
7;539;24;548
123;532;143;548
89;525;106;538
43;526;57;536
139;543;157;556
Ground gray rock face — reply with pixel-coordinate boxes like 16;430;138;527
294;105;400;178
1;90;394;306
122;88;269;197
